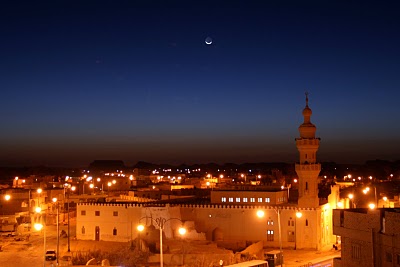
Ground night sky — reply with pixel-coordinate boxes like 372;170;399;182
1;1;400;167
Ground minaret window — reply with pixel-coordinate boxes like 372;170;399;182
306;182;308;190
306;219;309;226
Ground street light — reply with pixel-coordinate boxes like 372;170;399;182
53;197;60;266
294;211;303;250
66;185;76;252
35;206;46;267
348;193;354;208
4;194;11;201
257;209;283;267
37;188;42;207
137;216;186;267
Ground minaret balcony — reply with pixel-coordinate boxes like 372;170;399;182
295;163;321;172
295;138;320;146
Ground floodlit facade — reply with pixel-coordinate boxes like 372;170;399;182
76;94;339;250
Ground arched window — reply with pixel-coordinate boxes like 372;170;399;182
306;182;308;190
113;227;117;236
82;226;85;234
306;219;309;226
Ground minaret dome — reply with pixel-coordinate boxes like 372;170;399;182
298;92;316;139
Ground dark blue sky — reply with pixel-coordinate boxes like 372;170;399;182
1;1;400;167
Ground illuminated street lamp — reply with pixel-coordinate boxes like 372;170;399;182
37;188;42;206
295;212;303;250
257;209;283;266
348;194;354;208
368;203;376;209
67;185;76;252
35;206;46;267
137;217;186;267
4;194;11;201
382;196;388;208
52;197;60;266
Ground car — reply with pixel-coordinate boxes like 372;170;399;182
45;250;57;261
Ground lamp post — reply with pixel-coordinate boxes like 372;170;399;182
137;216;186;267
257;209;283;267
37;188;42;207
295;211;302;250
67;185;76;252
178;227;186;266
382;196;388;208
34;206;46;267
52;197;60;265
348;193;354;208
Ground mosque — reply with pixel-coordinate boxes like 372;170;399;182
77;94;340;251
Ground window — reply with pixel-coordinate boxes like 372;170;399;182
95;211;100;216
222;197;226;202
113;211;118;216
81;210;86;216
267;230;274;241
229;197;233;202
268;220;274;226
386;252;393;263
306;219;308;226
258;198;263;202
243;198;248;202
292;221;294;226
236;198;241;202
250;198;255;202
397;254;400;265
265;198;270;203
351;244;361;260
113;227;117;236
306;182;308;190
81;226;85;234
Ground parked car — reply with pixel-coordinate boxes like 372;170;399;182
45;250;57;261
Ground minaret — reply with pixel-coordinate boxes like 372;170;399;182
295;92;321;208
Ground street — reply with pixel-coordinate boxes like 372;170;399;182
0;219;75;267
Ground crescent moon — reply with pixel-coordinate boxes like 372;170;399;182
205;37;212;45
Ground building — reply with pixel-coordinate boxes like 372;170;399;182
76;94;339;251
333;208;400;267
